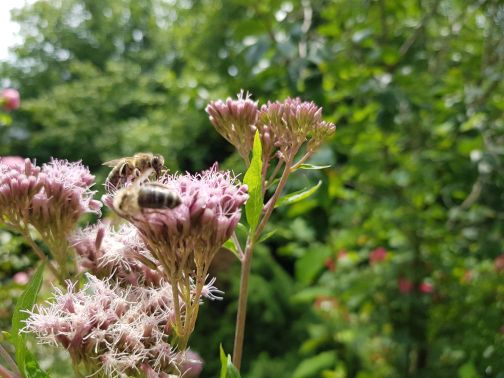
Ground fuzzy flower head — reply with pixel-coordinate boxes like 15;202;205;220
109;164;248;277
24;274;192;377
0;158;44;225
72;222;163;287
29;159;101;236
0;158;100;232
205;91;258;161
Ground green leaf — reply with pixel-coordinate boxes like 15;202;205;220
297;163;331;170
11;263;48;378
458;361;478;378
223;239;240;259
275;180;322;208
293;351;336;378
258;229;277;243
220;345;241;378
243;131;263;232
295;245;331;285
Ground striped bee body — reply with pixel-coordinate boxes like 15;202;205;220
137;183;181;210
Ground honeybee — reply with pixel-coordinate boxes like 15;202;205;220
103;153;165;190
113;170;181;218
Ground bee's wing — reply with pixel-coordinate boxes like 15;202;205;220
102;159;123;167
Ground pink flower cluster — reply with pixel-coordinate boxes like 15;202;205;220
24;274;192;377
111;165;248;276
72;222;163;287
206;91;258;161
0;158;101;232
206;92;336;164
258;97;336;160
0;158;45;225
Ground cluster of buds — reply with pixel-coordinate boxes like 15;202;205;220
206;92;336;170
108;164;247;348
257;98;336;163
205;91;258;163
0;158;101;280
23;274;200;377
72;222;163;287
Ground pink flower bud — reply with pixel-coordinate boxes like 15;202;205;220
1;88;20;111
180;350;203;377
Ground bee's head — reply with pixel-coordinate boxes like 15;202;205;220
151;155;165;174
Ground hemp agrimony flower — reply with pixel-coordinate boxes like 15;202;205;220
205;92;335;369
108;164;248;348
205;91;258;163
24;274;193;377
0;158;101;281
72;222;163;287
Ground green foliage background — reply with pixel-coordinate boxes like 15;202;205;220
1;0;503;377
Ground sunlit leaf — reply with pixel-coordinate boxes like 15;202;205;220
275;180;322;208
243;131;263;231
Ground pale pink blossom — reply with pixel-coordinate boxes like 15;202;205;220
24;274;193;377
71;222;163;287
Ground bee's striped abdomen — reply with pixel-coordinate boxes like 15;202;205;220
137;185;181;210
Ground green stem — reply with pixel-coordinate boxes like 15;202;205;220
231;237;255;370
232;154;294;370
19;226;63;285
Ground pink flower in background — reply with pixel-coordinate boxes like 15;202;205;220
419;282;434;294
398;278;413;294
1;88;20;111
324;257;336;271
369;247;387;264
495;254;504;272
12;271;29;285
338;249;348;260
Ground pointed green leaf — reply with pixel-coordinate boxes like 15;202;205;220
219;345;241;378
243;131;263;231
297;164;331;170
11;263;48;377
275;180;322;208
220;345;228;378
258;229;277;243
223;239;240;259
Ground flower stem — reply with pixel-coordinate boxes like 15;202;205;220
232;237;255;370
232;154;294;370
19;226;63;284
